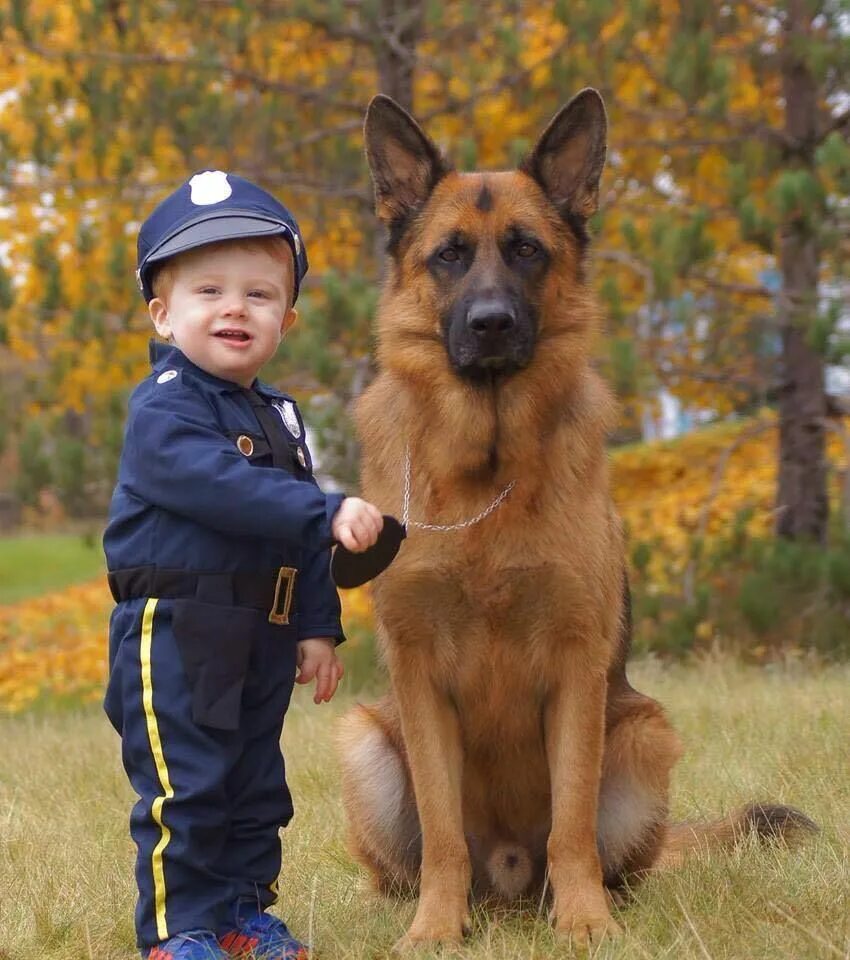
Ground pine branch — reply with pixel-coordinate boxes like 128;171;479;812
595;250;776;300
608;195;742;220
235;171;372;205
822;106;850;140
660;364;769;389
615;134;758;150
594;249;654;285
687;271;775;298
246;117;366;156
195;0;373;45
280;12;372;46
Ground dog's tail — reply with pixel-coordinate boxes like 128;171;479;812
656;802;818;869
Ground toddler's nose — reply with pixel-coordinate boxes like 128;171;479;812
221;295;247;317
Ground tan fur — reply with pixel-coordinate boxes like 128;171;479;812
337;97;814;950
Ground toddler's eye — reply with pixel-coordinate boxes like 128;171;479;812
199;286;219;295
249;289;271;299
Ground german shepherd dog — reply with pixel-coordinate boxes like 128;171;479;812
337;90;815;949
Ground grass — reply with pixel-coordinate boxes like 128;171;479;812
0;656;847;960
0;532;104;604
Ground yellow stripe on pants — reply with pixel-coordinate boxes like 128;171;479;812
140;597;174;942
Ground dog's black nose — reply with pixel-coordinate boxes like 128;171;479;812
467;299;516;338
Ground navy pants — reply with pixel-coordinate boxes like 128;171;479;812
104;597;298;948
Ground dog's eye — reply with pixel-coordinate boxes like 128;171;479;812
516;242;538;258
439;248;461;263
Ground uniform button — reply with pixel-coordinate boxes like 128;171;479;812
156;370;178;384
296;447;307;468
237;435;254;456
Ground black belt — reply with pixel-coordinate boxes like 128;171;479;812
108;564;298;625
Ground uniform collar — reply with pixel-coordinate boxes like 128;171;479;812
148;339;291;399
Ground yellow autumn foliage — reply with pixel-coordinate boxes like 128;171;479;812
615;413;849;595
0;580;108;714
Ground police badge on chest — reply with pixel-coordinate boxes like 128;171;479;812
273;400;301;439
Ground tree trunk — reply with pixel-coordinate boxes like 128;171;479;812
370;0;422;268
374;0;421;114
341;1;423;489
775;1;828;542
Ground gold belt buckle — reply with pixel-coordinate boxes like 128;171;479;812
269;566;297;625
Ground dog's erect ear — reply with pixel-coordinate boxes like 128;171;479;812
520;88;607;221
364;95;450;226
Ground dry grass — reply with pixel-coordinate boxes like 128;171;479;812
1;656;848;960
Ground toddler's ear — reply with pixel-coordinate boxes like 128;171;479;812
149;298;172;340
281;307;297;337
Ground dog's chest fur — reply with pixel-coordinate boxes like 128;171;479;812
374;547;605;679
374;558;573;831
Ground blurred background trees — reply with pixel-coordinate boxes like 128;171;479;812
0;0;847;539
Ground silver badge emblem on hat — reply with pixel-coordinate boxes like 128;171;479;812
189;170;232;205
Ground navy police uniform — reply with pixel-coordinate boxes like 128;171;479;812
103;172;343;951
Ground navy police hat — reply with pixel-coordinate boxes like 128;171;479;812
136;170;308;303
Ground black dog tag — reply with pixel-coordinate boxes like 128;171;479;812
331;515;406;589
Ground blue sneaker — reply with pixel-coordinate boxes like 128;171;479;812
145;930;227;960
219;911;308;960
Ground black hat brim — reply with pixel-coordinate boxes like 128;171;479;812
145;213;294;266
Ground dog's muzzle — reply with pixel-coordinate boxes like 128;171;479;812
447;296;534;378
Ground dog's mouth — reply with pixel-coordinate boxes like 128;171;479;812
453;355;527;384
476;356;514;370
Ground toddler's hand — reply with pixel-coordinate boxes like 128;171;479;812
296;638;344;703
332;497;383;553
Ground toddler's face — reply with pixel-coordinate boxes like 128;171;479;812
148;245;296;387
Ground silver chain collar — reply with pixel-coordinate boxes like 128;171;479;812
401;445;517;531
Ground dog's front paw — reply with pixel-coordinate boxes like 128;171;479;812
555;911;622;947
551;892;622;947
392;913;471;952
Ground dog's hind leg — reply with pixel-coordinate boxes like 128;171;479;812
336;700;422;895
599;689;816;884
598;690;683;888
